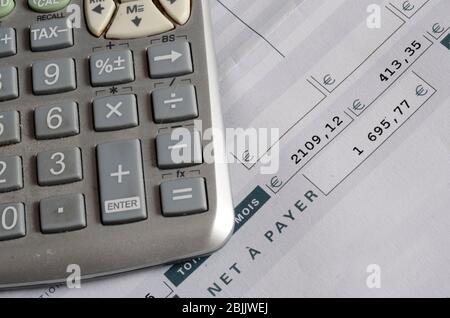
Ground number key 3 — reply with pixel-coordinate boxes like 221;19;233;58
36;148;83;186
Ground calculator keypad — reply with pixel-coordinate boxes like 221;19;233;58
0;156;23;193
37;148;83;186
0;3;205;230
32;58;77;95
0;0;233;288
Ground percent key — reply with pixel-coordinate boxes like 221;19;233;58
90;49;135;87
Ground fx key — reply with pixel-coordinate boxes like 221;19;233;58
97;139;147;225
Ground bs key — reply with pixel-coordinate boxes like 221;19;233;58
97;139;147;225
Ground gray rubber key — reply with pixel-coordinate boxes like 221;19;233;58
0;203;26;241
90;50;135;86
34;101;79;140
147;41;193;78
152;84;198;123
0;156;23;193
30;18;74;52
93;94;139;131
156;130;203;169
0;27;16;57
0;67;18;101
0;111;20;146
40;194;86;234
97;139;147;225
32;58;77;95
160;178;208;217
37;148;83;186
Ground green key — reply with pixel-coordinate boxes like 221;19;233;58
0;0;15;19
28;0;70;13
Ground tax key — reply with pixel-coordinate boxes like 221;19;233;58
30;19;74;52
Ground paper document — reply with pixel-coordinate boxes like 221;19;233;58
4;0;450;297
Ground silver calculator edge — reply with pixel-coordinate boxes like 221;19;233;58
0;0;235;289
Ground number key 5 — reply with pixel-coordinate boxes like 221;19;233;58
0;111;20;146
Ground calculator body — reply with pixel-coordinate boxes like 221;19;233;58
0;0;234;288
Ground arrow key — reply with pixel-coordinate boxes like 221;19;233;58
106;0;174;39
85;0;116;37
159;0;191;25
147;40;193;78
131;16;142;27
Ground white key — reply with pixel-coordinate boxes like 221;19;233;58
159;0;191;25
85;0;116;37
106;0;174;39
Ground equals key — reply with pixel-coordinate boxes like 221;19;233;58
160;178;208;217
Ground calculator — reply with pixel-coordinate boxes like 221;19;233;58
0;0;234;288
